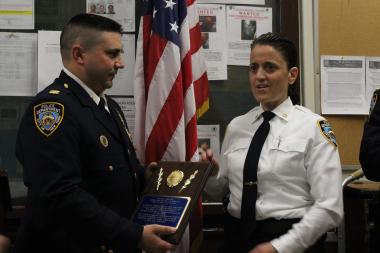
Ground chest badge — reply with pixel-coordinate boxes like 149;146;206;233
34;102;64;137
99;135;109;148
166;170;184;188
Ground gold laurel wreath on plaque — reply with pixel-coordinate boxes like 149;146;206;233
179;170;198;192
156;167;164;191
166;170;184;188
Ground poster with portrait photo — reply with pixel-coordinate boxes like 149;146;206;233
201;32;209;49
197;125;220;162
241;20;257;40
197;124;222;202
197;4;227;80
199;15;216;33
86;0;135;32
227;5;272;66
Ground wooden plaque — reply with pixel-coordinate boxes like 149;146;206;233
132;161;214;244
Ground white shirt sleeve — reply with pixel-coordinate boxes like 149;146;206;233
270;121;344;253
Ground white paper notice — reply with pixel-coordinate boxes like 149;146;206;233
0;32;37;96
321;55;367;115
111;96;135;137
106;34;135;96
86;0;135;32
37;31;62;92
198;0;265;5
227;5;272;66
0;0;34;29
197;124;222;201
197;124;220;161
365;57;380;113
198;4;227;80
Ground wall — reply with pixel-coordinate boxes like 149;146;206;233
319;0;380;166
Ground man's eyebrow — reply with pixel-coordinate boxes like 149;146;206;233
106;48;124;54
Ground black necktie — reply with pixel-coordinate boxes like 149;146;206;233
99;97;111;119
241;111;275;239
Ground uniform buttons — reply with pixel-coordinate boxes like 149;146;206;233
136;197;139;202
100;245;106;251
108;165;114;172
128;150;131;155
134;172;137;179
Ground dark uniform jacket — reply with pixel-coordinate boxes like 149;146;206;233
15;71;145;253
360;89;380;181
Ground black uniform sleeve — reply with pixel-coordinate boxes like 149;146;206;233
16;98;143;251
360;90;380;181
0;202;5;234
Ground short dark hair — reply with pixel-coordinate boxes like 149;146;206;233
60;13;123;60
250;32;298;69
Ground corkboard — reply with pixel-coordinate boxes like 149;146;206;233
319;0;380;165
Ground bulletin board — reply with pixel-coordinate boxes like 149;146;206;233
319;0;380;165
0;0;299;200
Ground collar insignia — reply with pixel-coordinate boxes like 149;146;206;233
49;90;60;95
318;120;337;148
34;102;64;137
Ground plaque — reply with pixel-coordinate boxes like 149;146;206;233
132;161;214;244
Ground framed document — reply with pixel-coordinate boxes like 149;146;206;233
132;161;214;244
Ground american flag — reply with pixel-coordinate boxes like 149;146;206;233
134;0;209;251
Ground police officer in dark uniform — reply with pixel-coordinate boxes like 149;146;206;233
14;13;176;253
360;89;380;253
360;89;380;181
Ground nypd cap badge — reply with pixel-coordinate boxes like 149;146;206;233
34;102;64;137
318;119;338;148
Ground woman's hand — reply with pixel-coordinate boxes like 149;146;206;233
0;235;10;253
198;147;219;176
249;243;278;253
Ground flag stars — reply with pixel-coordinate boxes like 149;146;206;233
153;8;158;18
169;21;179;33
164;0;176;10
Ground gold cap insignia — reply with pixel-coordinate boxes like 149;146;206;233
166;170;184;188
99;135;109;148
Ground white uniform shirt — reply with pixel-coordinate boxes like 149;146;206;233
218;97;343;253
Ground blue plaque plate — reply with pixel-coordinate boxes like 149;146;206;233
133;195;190;229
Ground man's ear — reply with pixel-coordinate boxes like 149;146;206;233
72;45;85;65
288;67;299;85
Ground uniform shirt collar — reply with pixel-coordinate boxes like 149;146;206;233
252;97;293;123
63;67;106;106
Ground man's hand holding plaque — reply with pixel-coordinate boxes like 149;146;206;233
133;161;214;244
